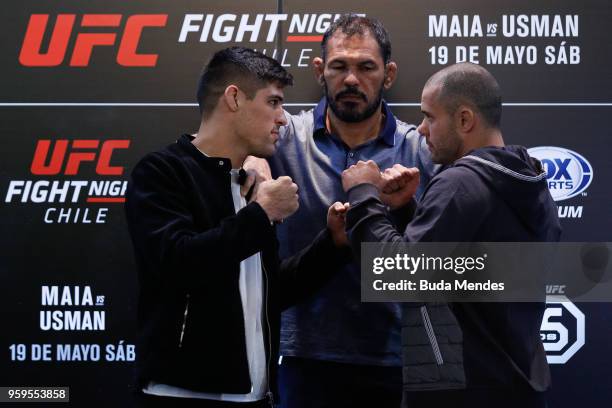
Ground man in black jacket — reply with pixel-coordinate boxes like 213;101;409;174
125;47;351;408
341;63;561;408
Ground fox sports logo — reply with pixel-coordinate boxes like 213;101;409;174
528;146;593;201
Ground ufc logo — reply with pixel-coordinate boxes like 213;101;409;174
31;140;131;175
19;14;168;67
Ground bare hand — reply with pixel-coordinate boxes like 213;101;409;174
327;201;350;247
242;156;272;200
379;165;420;209
341;160;382;192
255;176;299;223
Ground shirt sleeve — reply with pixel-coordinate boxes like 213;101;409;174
346;168;486;253
276;228;353;310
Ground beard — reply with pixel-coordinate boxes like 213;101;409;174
324;79;384;123
429;127;462;165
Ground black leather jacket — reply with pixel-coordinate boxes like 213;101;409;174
125;134;350;398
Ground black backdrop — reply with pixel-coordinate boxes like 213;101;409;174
1;1;611;406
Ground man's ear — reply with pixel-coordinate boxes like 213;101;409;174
223;85;240;112
384;61;398;90
457;106;476;133
313;57;325;86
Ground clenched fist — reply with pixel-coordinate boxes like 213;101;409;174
379;165;420;209
255;176;299;223
327;201;350;247
341;160;382;192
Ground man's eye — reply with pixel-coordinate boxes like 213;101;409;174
269;100;280;106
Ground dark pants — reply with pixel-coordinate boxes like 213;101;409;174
278;356;402;408
402;389;547;408
136;392;270;408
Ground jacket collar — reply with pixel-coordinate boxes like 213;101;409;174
177;134;233;173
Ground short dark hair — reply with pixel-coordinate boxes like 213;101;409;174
321;15;392;64
196;46;293;115
426;63;502;128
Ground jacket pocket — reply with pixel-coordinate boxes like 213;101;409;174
420;305;444;365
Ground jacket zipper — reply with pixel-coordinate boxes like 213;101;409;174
420;305;444;365
178;294;190;348
261;263;274;407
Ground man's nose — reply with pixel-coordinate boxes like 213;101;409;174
343;70;359;87
417;119;427;135
276;110;288;126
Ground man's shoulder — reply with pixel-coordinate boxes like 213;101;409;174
132;139;189;177
434;165;480;182
284;107;316;128
391;117;422;152
428;166;488;200
286;107;316;121
393;117;418;137
278;108;317;144
389;117;433;171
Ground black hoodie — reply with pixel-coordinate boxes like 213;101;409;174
346;145;562;395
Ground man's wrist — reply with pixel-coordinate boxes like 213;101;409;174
346;183;380;206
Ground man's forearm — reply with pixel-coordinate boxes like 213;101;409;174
345;183;406;257
277;228;352;310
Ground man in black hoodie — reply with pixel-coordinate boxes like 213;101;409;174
341;63;561;408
